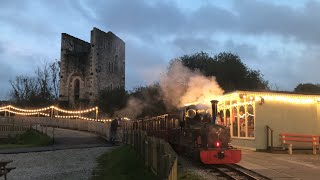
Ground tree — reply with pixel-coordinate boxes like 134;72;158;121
294;83;320;93
129;84;166;118
179;52;269;92
9;60;60;107
9;75;39;106
97;88;128;117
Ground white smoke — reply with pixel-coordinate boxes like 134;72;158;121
160;60;223;108
115;97;146;119
116;59;224;119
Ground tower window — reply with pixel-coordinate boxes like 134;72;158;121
74;79;80;101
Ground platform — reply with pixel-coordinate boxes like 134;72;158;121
238;149;320;180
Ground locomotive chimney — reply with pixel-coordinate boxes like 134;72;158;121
210;100;219;124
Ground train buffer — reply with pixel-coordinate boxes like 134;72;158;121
280;133;319;154
0;160;16;180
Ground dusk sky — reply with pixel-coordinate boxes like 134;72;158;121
0;0;319;100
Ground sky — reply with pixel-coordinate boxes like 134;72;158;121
0;0;320;100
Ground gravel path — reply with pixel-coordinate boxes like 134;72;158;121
1;146;116;180
0;127;115;179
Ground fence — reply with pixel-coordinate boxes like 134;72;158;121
123;130;178;180
0;116;117;141
0;123;31;138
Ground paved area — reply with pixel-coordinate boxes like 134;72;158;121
238;149;320;180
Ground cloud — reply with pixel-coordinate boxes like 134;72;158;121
1;0;320;99
232;0;320;45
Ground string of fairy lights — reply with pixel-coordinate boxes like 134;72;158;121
0;105;113;122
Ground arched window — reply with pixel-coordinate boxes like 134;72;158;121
219;110;224;125
232;107;238;137
247;105;255;137
239;106;245;137
74;79;80;101
226;109;230;127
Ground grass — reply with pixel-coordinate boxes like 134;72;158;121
0;129;52;149
91;145;159;180
91;145;205;180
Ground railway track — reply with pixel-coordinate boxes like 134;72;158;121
210;164;271;180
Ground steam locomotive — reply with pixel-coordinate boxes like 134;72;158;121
127;100;241;164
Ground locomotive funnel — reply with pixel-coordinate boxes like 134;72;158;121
210;100;219;124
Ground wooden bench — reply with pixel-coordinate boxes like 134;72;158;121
280;133;319;154
0;160;15;180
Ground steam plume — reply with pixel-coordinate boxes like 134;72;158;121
115;97;145;119
160;60;223;108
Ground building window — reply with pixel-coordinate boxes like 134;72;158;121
239;106;245;137
110;83;113;91
247;105;255;137
219;110;224;125
74;79;80;101
226;109;230;128
232;107;238;137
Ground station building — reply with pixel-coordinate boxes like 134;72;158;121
216;91;320;151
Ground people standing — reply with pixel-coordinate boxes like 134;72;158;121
110;118;119;145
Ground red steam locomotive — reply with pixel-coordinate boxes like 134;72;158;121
128;100;241;164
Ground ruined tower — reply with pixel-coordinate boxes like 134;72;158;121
59;27;125;107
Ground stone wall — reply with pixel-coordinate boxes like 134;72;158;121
59;33;91;105
59;27;125;107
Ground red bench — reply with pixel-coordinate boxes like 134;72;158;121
280;133;319;154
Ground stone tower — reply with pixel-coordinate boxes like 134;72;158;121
59;27;125;107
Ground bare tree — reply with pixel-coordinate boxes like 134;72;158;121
9;60;60;106
49;60;60;100
9;75;39;106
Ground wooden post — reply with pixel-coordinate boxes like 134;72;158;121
312;137;317;155
8;106;10;117
288;144;293;154
51;107;54;119
52;127;55;144
45;119;48;135
95;107;98;121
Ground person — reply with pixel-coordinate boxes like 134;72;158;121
110;118;119;145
